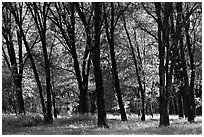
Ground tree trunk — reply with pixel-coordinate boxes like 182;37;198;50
51;72;57;118
72;51;88;114
72;48;88;114
185;18;196;122
91;90;97;114
3;36;25;115
16;78;25;114
155;2;170;126
53;3;89;114
92;2;109;128
28;2;53;123
104;3;127;121
178;87;184;118
81;48;91;114
74;3;92;114
122;10;145;121
109;41;127;121
16;29;26;114
136;32;146;121
2;8;25;114
42;38;53;123
69;3;88;114
20;26;47;118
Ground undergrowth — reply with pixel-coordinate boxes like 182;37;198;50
2;113;44;133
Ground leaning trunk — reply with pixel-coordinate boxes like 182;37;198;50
21;28;47;118
13;2;47;118
122;10;144;121
104;2;127;121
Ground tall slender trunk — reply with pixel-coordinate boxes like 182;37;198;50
3;29;25;114
16;29;25;114
20;26;47;117
27;2;53;123
136;31;146;121
185;16;195;122
155;2;170;126
104;3;127;121
122;10;145;121
81;53;91;112
74;3;92;114
51;71;57;118
92;2;109;128
41;37;53;123
109;41;127;121
11;3;46;116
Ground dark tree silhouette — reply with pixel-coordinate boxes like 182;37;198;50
92;2;109;128
104;2;128;121
2;3;25;114
27;2;53;123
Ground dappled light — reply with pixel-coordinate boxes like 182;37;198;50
2;2;202;135
2;114;202;135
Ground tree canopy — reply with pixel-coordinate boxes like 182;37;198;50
2;2;202;128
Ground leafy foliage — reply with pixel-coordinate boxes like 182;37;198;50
2;1;202;131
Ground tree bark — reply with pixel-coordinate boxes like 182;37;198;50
92;2;109;128
2;5;25;114
185;14;196;122
122;10;145;121
178;87;184;118
135;30;146;121
51;71;57;118
74;4;92;113
155;2;170;126
104;2;127;121
50;3;90;114
27;2;53;123
18;23;47;118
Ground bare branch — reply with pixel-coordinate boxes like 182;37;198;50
141;3;158;22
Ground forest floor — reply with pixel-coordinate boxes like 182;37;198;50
2;113;202;135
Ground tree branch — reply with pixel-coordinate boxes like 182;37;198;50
141;3;158;22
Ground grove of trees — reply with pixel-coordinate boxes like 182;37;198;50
2;2;202;128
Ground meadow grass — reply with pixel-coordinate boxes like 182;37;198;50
2;113;202;135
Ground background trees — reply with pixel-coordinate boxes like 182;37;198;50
2;2;202;128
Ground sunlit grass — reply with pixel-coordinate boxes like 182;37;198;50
2;113;202;135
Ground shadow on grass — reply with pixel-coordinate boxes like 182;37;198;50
2;114;202;135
